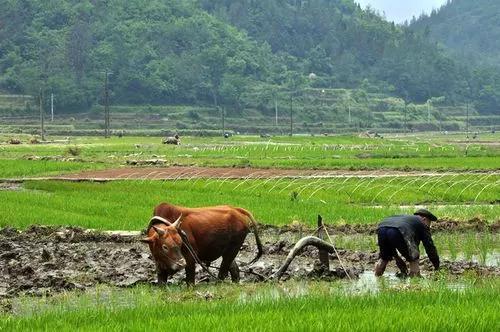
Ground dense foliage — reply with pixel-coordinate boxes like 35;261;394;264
412;0;500;67
0;0;498;114
202;0;457;101
411;0;500;114
0;0;276;111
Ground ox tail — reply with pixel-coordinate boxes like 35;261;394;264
243;214;263;266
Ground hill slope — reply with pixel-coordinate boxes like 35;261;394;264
201;0;463;102
412;0;500;67
0;0;498;117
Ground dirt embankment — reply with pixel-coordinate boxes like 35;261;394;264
264;217;498;235
0;225;498;299
6;166;495;182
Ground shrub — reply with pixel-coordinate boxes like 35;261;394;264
65;146;81;156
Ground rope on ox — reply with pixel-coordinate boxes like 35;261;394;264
178;229;219;280
178;229;267;281
148;216;219;280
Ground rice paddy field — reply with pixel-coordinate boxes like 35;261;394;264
0;132;499;331
0;132;499;179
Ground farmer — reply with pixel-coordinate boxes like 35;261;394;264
374;209;440;277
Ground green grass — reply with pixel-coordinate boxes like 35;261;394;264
0;134;498;178
1;279;498;331
0;159;106;178
0;176;498;230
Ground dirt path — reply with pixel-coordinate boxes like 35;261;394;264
34;166;497;181
0;226;497;299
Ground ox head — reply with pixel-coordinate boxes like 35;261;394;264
142;215;186;273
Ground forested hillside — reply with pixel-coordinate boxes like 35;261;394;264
410;0;500;114
0;0;278;112
201;0;462;102
0;0;498;116
412;0;500;67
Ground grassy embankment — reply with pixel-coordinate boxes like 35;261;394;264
1;279;498;331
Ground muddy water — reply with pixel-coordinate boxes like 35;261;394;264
0;226;498;299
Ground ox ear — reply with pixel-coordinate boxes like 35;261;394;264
152;226;166;236
141;236;154;244
172;214;183;229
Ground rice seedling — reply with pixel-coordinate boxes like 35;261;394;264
1;279;498;331
446;236;458;261
0;159;105;179
0;175;498;230
1;135;498;178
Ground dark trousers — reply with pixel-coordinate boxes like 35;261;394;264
377;227;410;261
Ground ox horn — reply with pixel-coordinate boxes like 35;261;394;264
172;214;183;229
150;216;172;225
152;226;166;236
140;236;154;244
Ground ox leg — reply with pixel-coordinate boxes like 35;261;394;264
219;248;240;282
229;261;240;282
185;261;196;285
157;268;169;285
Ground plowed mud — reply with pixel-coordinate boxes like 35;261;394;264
1;225;498;299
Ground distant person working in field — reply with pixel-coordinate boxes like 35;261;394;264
375;209;440;277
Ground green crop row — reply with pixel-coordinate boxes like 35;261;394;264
1;279;498;331
0;177;498;230
0;160;106;179
1;134;498;178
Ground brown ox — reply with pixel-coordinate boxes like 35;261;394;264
142;203;263;285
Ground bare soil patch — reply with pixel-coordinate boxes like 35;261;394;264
263;217;497;234
0;225;497;299
45;166;496;181
0;182;21;191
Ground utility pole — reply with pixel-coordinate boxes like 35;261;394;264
275;96;278;126
404;101;408;133
103;71;111;138
39;88;45;141
466;100;469;138
289;92;293;136
345;92;352;131
427;100;431;124
348;103;351;126
221;107;225;137
51;93;54;122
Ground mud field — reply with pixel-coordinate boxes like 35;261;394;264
0;225;498;299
